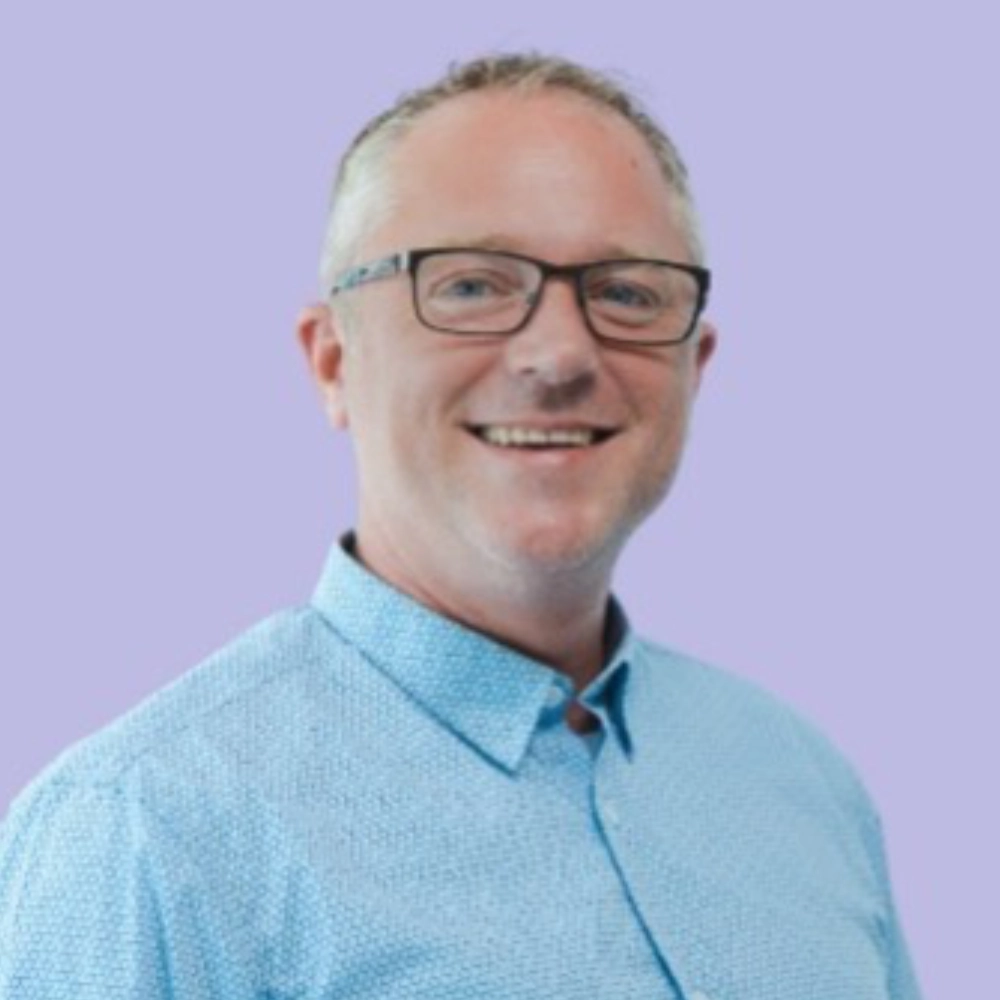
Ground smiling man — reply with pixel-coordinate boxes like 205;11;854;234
0;55;921;1000
299;79;714;704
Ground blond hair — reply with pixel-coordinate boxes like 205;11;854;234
319;53;705;291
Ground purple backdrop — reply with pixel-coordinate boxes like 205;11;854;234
2;3;996;995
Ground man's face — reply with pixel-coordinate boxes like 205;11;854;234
302;90;715;588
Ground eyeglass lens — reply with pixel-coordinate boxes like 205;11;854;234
415;251;700;342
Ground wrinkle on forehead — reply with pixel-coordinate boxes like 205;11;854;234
372;90;692;264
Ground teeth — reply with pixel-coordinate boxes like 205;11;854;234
479;426;597;448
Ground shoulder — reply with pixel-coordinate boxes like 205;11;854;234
0;603;351;987
627;639;891;908
630;637;877;819
4;603;347;818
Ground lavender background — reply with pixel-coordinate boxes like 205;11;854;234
2;2;996;995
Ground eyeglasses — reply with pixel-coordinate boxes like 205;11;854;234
330;247;711;346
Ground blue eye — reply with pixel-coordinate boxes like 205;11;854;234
431;268;525;305
441;277;498;299
593;281;656;309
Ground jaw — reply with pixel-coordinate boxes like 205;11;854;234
450;419;667;573
353;408;679;615
459;472;640;585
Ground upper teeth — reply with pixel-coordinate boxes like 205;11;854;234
479;427;596;448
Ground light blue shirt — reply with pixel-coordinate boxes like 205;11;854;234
0;540;921;999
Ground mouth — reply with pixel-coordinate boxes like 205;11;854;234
466;424;619;450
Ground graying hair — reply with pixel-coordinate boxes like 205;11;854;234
319;53;706;293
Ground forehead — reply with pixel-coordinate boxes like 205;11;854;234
370;90;690;262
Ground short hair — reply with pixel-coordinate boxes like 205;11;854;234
319;53;706;293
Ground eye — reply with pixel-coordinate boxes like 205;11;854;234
588;279;663;314
436;273;511;300
595;281;654;307
427;267;527;304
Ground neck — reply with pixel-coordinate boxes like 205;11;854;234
352;529;616;691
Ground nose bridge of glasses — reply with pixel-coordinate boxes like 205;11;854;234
525;261;593;327
505;266;606;376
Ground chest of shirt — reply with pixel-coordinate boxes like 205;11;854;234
189;699;889;1000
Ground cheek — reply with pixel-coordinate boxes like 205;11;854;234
618;352;694;423
633;371;698;473
346;348;471;473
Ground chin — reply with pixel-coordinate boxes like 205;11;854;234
479;515;630;580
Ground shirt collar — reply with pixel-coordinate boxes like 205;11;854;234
310;537;636;772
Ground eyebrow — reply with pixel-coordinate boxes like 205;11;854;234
435;234;648;260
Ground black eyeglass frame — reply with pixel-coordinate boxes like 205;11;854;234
329;247;711;347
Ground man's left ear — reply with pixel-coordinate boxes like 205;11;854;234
296;303;350;429
693;320;718;382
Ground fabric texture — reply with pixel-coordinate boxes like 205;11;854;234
0;540;922;999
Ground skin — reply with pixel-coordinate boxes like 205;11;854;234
298;90;716;730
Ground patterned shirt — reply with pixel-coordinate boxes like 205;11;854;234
0;539;922;999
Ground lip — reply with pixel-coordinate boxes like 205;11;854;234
465;421;619;435
463;422;621;456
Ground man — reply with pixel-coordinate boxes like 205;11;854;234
0;54;921;999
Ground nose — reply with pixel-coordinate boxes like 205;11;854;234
503;277;601;390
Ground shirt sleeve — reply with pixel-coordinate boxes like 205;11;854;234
0;774;255;1000
787;699;925;1000
864;807;924;1000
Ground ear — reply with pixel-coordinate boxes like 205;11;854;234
692;319;718;387
297;303;350;429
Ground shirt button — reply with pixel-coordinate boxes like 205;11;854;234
545;687;566;710
689;991;713;1000
602;800;621;828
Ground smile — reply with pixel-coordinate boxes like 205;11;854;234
469;425;617;449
